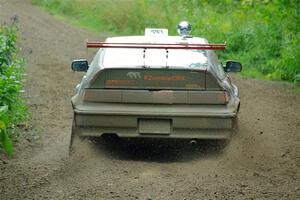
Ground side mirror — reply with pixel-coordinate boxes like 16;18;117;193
224;61;242;72
71;59;89;72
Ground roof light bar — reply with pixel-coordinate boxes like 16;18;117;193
86;41;226;50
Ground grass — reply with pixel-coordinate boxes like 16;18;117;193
31;0;300;86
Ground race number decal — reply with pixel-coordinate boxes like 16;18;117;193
145;28;168;36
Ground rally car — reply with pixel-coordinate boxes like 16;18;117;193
69;22;242;152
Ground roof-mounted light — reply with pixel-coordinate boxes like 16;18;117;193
177;21;192;38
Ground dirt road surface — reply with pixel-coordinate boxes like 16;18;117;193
0;0;299;199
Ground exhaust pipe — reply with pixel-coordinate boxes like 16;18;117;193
189;140;197;145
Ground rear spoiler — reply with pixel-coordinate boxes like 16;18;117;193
86;41;226;50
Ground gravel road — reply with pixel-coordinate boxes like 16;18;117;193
0;0;299;199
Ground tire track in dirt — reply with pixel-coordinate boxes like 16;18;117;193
0;0;299;199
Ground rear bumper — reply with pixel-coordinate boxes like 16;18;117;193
74;126;232;139
73;103;237;139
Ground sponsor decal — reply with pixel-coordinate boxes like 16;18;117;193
105;79;135;86
143;75;185;81
127;72;141;79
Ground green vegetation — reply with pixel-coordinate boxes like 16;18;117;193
0;21;27;155
32;0;299;85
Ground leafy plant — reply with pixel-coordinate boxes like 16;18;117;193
0;105;12;155
0;21;27;155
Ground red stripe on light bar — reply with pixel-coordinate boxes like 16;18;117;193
86;41;226;50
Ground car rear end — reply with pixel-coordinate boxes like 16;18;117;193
72;67;239;139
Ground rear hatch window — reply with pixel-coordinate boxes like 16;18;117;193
89;68;220;90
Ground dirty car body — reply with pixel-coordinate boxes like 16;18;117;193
70;34;241;144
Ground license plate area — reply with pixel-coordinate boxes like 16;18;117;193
138;118;171;135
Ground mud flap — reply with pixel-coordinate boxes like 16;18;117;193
232;115;239;135
69;119;79;156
